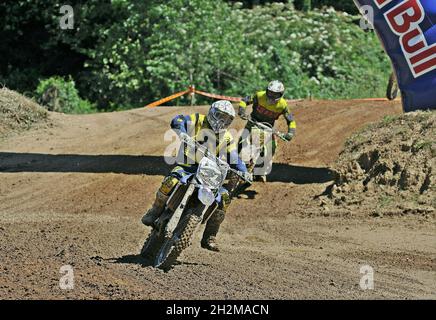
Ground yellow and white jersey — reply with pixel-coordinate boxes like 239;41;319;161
239;91;297;132
171;113;238;166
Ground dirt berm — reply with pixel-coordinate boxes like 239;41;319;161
0;88;48;138
322;111;435;218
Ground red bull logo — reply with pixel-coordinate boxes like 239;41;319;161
376;0;436;77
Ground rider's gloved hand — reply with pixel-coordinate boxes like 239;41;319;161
179;131;197;154
178;131;190;142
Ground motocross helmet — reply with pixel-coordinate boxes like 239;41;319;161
207;100;236;134
266;80;285;104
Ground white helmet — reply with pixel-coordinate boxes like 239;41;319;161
207;100;236;134
266;80;285;103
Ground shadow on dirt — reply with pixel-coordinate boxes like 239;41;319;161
109;254;152;268
110;254;211;269
0;152;171;176
269;163;334;184
233;189;258;200
0;152;334;184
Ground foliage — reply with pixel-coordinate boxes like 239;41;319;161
35;77;96;114
0;0;124;104
310;0;358;14
228;0;358;13
83;1;388;106
236;4;389;99
80;0;257;108
0;0;387;110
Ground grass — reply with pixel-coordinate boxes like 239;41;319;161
379;195;393;208
381;115;398;126
413;140;434;151
0;88;48;138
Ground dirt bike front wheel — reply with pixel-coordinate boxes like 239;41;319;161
154;214;201;270
140;229;164;263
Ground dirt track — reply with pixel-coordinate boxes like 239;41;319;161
0;99;435;299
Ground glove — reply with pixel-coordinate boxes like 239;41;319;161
238;107;247;119
284;131;294;142
179;131;190;140
179;132;194;146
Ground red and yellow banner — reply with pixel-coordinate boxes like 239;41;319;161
145;89;191;108
146;86;243;108
145;86;387;108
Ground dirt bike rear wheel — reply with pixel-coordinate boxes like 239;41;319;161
386;72;399;101
154;214;201;270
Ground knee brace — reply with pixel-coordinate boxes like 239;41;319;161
159;175;179;196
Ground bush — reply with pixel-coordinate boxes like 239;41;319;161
310;1;358;14
35;77;96;114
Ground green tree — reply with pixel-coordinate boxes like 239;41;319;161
1;0;385;110
83;0;256;108
0;0;123;97
35;76;96;114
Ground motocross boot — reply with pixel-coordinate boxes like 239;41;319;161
255;175;267;183
141;191;169;226
201;209;225;252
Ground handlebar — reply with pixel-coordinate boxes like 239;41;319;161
179;133;253;183
240;115;288;142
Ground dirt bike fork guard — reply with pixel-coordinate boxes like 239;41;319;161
202;187;229;222
142;174;181;226
237;121;254;156
141;190;169;226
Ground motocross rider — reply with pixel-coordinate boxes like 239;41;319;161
238;80;296;182
141;100;249;252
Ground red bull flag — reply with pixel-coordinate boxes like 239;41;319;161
354;0;436;111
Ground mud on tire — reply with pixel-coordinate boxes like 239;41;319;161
140;230;164;263
155;214;201;271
